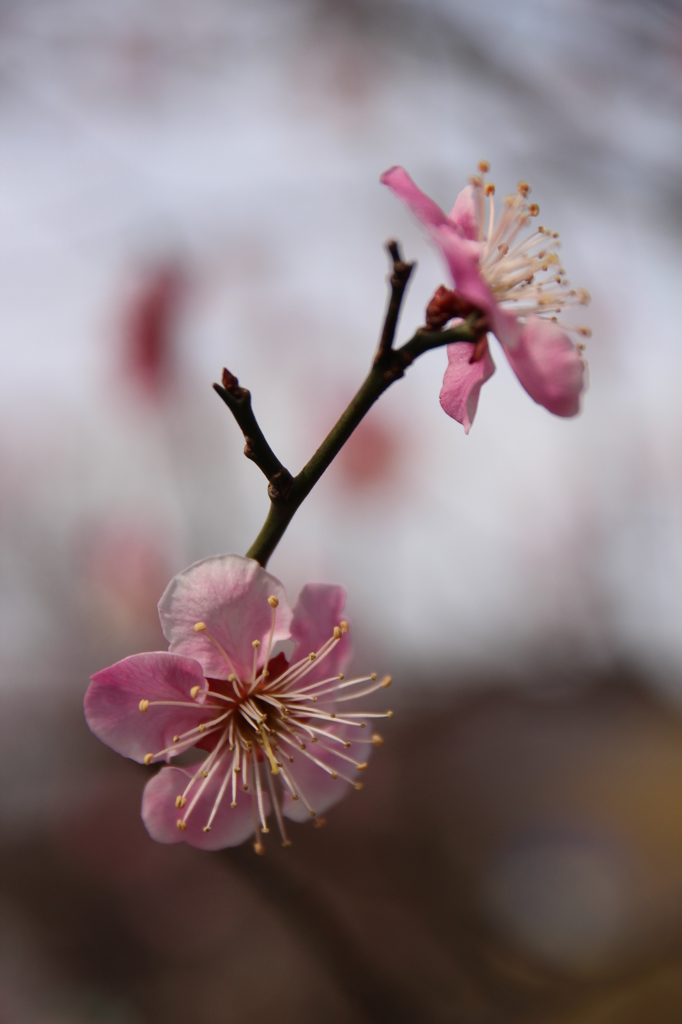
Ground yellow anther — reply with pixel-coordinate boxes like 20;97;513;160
360;722;366;728
253;841;265;855
309;810;316;818
578;326;592;338
333;626;342;640
338;673;344;680
578;288;591;305
517;180;530;196
344;742;351;749
267;595;279;608
372;733;384;746
381;675;392;688
175;795;186;809
199;724;205;732
528;202;540;216
282;840;293;848
484;182;495;196
176;819;187;831
356;762;368;771
313;817;327;829
261;827;270;834
387;710;394;718
331;771;339;779
144;753;153;765
577;342;587;352
478;159;490;173
139;699;149;712
498;242;509;254
190;685;201;699
308;652;316;661
228;673;236;682
339;621;349;634
200;770;208;778
371;672;377;681
354;783;364;791
262;668;269;678
202;826;211;833
193;622;207;632
173;735;179;742
330;712;336;719
311;696;317;702
230;801;237;808
252;639;260;648
469;174;483;188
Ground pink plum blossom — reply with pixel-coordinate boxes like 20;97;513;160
85;554;391;853
381;162;590;432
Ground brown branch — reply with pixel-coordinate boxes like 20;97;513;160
213;369;294;501
373;239;415;367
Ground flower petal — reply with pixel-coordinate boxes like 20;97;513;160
282;727;371;822
502;317;585;417
439;341;496;433
158;554;292;681
380;165;448;228
141;762;266;850
288;584;352;687
447;185;479;241
432;225;492;314
84;652;208;764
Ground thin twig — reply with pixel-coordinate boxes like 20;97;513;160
214;243;486;567
213;369;294;501
373;239;414;367
245;311;484;567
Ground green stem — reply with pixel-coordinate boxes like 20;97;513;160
246;316;481;567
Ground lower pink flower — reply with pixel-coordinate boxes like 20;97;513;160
85;554;392;852
381;162;590;432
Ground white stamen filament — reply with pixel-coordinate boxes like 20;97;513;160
470;172;589;329
195;625;241;680
252;751;269;832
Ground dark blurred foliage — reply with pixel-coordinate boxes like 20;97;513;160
4;668;682;1023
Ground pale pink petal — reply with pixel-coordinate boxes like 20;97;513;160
447;185;479;241
288;584;352;687
85;653;208;764
439;341;496;433
380;166;448;228
282;728;371;822
142;762;265;850
433;225;492;314
502;317;585;417
158;554;292;681
488;304;523;350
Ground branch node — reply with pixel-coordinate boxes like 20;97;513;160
267;470;295;502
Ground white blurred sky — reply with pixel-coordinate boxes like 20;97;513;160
1;0;682;694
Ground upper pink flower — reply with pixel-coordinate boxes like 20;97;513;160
381;163;590;432
84;554;391;852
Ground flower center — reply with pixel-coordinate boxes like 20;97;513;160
471;161;591;340
139;598;392;852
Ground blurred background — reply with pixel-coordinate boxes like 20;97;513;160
2;0;682;1020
